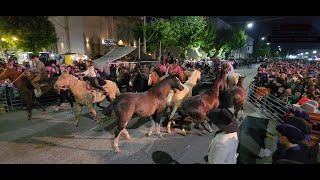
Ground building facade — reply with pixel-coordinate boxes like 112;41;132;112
49;16;141;59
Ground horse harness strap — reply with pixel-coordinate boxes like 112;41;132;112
0;68;7;78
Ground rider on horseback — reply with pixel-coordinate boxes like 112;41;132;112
28;55;47;96
76;59;108;96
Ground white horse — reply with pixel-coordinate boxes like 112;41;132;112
166;69;201;133
54;73;120;126
227;72;241;89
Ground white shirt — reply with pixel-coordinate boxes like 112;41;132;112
208;132;239;164
82;66;96;77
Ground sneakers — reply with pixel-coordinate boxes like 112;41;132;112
34;89;43;97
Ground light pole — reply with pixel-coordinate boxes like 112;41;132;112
143;16;147;54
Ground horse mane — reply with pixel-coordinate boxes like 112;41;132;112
148;75;173;94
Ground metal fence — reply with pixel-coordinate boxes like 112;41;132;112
247;82;292;124
0;86;61;112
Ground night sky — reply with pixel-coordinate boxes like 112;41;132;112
153;16;320;54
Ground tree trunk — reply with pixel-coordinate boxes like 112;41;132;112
1;48;9;63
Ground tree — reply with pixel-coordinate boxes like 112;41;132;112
253;40;271;58
213;28;233;58
171;16;207;58
202;19;217;57
132;19;176;55
0;16;58;62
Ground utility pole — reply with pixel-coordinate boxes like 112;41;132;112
143;16;147;54
138;38;141;60
159;41;161;63
65;16;71;53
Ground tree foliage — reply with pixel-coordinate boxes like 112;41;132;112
253;40;271;58
201;19;217;57
0;16;58;55
171;16;207;51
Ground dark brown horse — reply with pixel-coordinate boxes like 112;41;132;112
220;76;246;118
103;75;184;153
0;68;72;120
177;78;223;136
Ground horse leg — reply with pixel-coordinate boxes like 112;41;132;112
167;105;179;133
122;128;131;140
234;104;241;118
89;104;100;124
241;101;245;119
33;98;46;112
75;103;83;127
153;113;163;139
203;116;213;133
178;116;187;136
147;116;155;137
114;117;129;153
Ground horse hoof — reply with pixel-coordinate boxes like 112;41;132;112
166;130;171;133
74;122;79;127
115;149;121;154
126;136;132;140
147;132;152;137
159;134;163;139
180;131;187;136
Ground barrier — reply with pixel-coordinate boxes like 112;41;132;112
0;86;61;112
0;86;10;113
248;82;290;123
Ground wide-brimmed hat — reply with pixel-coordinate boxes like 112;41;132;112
276;124;305;142
85;59;94;63
207;108;238;133
31;54;39;59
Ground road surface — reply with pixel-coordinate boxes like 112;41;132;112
0;64;264;164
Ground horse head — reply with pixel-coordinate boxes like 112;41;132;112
168;74;184;91
129;70;140;87
54;73;73;93
148;70;159;86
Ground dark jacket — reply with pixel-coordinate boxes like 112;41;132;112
272;145;313;164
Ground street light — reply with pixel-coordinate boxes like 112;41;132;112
246;22;253;29
278;46;281;48
267;42;270;45
13;37;17;41
1;38;5;41
305;52;309;55
313;50;317;54
261;37;265;40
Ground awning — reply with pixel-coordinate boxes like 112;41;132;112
93;46;158;69
94;46;136;69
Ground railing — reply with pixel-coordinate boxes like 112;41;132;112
247;82;291;124
0;86;61;112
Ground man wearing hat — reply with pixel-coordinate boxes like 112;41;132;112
207;108;239;164
76;59;108;96
272;124;313;164
28;54;46;96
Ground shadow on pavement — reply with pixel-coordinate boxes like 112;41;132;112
152;151;179;164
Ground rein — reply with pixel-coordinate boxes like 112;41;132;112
0;68;26;85
0;68;7;78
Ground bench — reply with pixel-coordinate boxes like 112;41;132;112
309;112;320;161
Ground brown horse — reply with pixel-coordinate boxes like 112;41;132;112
103;75;184;153
220;76;246;118
147;70;169;87
0;68;64;120
177;78;223;136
